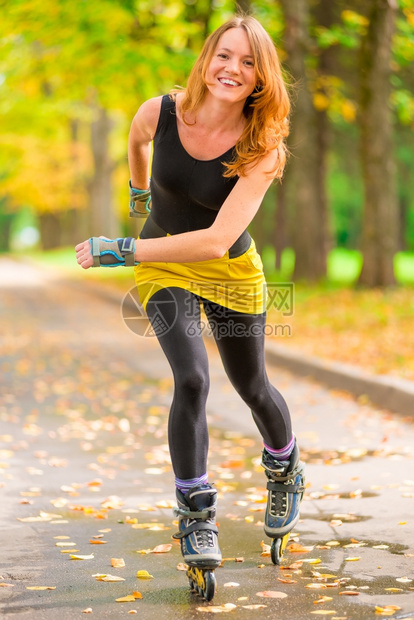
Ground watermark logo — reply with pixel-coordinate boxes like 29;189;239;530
121;282;294;338
121;286;178;338
267;282;294;316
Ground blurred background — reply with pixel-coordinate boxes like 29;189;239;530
1;0;413;378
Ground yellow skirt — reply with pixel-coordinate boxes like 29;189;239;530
134;239;267;314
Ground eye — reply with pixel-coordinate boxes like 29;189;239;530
217;53;229;60
243;60;254;67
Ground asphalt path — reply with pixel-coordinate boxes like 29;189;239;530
0;258;413;620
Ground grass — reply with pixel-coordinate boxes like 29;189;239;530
20;245;414;381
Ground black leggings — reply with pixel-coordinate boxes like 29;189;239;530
146;287;292;480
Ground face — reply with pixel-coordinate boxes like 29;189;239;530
204;28;257;105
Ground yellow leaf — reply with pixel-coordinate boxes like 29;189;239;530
26;586;56;590
0;584;15;587
96;575;125;582
82;609;93;614
116;595;136;603
136;570;154;580
303;559;322;565
55;542;76;547
314;596;333;604
310;612;337;616
344;557;360;562
132;591;143;599
70;554;94;560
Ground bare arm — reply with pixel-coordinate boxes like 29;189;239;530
128;96;162;189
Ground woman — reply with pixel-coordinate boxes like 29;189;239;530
76;14;305;594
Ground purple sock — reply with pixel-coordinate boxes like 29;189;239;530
175;473;209;494
264;435;295;461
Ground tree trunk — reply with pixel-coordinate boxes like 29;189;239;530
281;0;326;281
0;208;14;252
38;212;62;250
274;181;287;271
89;107;119;238
312;0;337;259
358;0;398;287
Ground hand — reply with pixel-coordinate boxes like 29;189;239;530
76;237;138;268
75;239;94;269
129;180;151;217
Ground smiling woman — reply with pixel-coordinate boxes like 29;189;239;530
75;14;304;601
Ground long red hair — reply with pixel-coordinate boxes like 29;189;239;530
172;16;290;179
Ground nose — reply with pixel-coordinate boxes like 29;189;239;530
225;57;241;75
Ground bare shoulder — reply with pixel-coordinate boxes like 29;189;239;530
131;96;163;141
244;147;280;179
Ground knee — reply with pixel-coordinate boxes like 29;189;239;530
175;366;210;400
235;380;265;409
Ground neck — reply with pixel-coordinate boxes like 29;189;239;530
193;93;246;132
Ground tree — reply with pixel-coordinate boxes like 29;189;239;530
280;0;327;280
358;0;399;286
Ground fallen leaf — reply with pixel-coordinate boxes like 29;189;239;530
82;609;93;614
116;595;136;603
151;544;172;554
176;563;188;571
136;570;154;580
287;543;314;553
396;577;412;583
0;584;15;587
95;574;125;582
223;582;240;588
277;578;297;584
111;558;125;568
132;591;143;599
344;557;360;562
256;591;288;599
70;554;94;560
196;603;237;613
26;586;56;590
242;605;267;610
314;596;333;604
310;612;337;616
55;542;76;547
375;605;401;616
339;591;360;596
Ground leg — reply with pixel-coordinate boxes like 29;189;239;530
147;288;221;595
146;287;210;480
203;302;292;449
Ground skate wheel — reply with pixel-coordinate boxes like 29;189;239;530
271;538;282;565
271;534;289;565
203;570;216;601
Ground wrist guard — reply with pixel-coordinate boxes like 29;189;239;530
129;179;151;217
89;237;139;267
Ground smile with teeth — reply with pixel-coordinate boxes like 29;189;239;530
218;78;240;87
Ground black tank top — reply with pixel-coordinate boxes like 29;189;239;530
140;95;251;257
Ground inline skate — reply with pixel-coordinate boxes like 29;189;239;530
262;441;305;564
172;484;221;601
